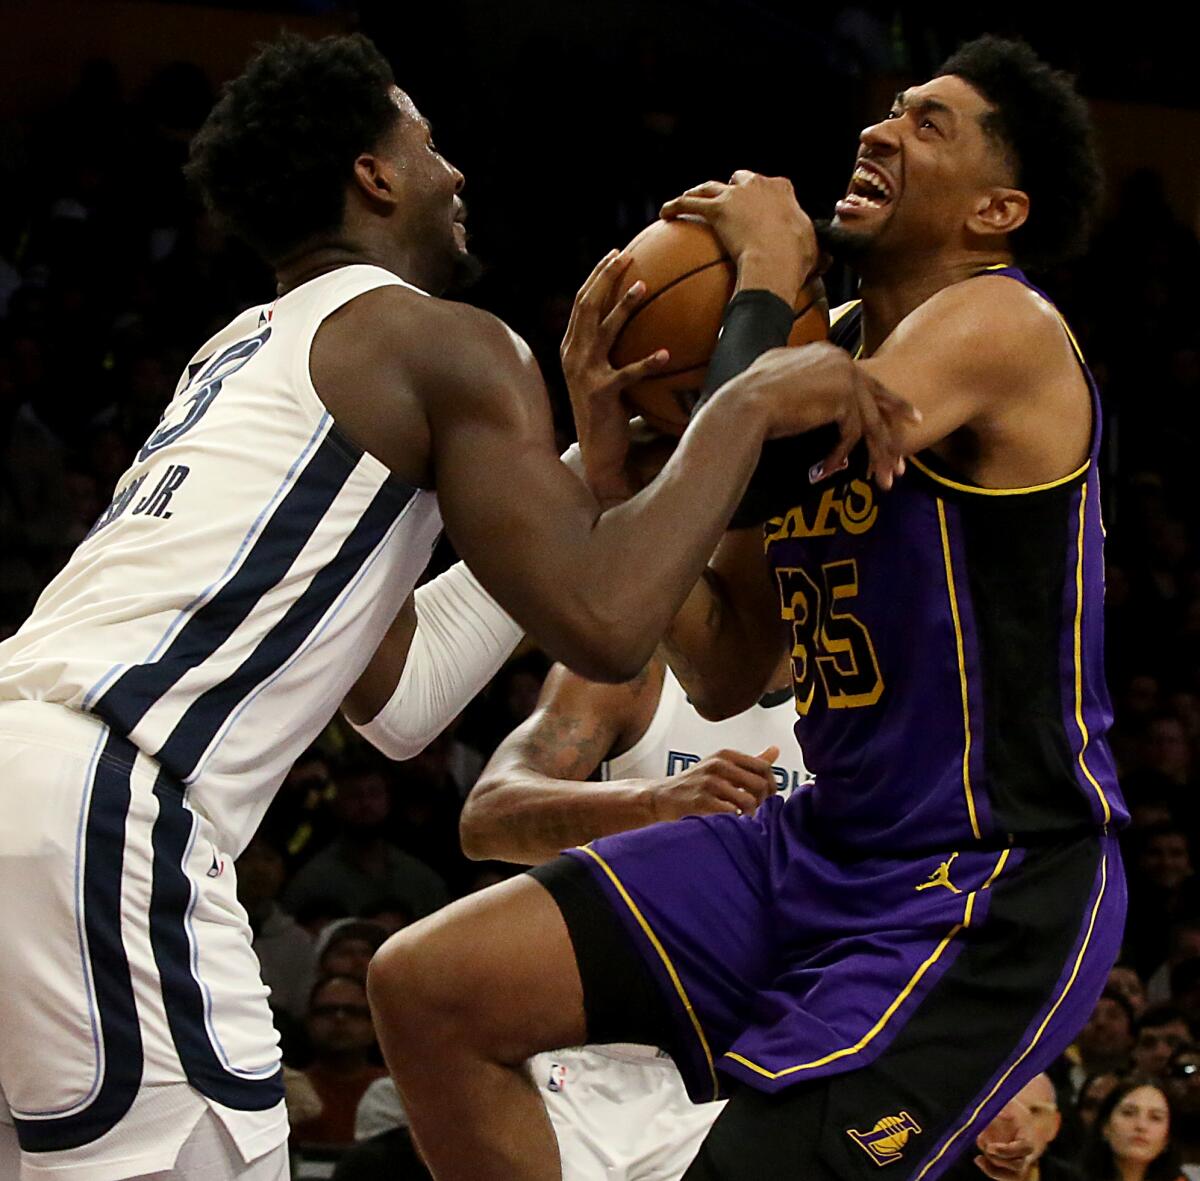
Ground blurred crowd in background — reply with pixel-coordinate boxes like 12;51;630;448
3;3;1200;1178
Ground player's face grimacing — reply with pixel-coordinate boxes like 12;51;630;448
830;74;1022;260
381;87;479;294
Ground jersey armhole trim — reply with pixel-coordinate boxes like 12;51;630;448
907;455;1091;498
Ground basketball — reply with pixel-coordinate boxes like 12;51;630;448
609;217;828;434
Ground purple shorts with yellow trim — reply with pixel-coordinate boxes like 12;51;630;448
563;787;1124;1179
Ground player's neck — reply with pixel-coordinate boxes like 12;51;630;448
275;239;427;296
856;252;1010;357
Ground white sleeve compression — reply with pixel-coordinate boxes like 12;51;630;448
349;561;524;760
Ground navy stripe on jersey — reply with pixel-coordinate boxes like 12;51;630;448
16;733;144;1152
149;771;284;1110
93;426;363;740
157;478;414;780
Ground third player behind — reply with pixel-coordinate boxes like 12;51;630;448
461;652;808;1179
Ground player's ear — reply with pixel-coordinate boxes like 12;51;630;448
351;152;400;209
968;187;1029;239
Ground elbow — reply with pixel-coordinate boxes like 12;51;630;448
691;694;745;723
459;784;502;862
682;676;759;723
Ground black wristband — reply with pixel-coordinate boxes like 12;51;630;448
690;288;831;530
696;288;796;405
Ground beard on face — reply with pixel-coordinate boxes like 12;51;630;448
446;245;484;294
815;217;876;262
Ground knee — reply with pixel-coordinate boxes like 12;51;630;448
366;918;478;1047
368;926;442;1032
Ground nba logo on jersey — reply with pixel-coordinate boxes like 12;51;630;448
546;1062;568;1092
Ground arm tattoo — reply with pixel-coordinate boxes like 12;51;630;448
523;708;615;781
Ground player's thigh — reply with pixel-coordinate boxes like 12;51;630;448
370;872;589;1062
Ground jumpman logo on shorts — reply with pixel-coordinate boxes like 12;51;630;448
915;853;962;895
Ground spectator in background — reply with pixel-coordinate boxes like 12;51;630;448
1081;1077;1187;1181
292;975;387;1149
315;920;390;987
1171;960;1200;1028
389;734;475;890
1149;921;1200;1005
1165;1045;1200;1180
1114;964;1151;1019
1072;989;1137;1093
469;650;550;756
359;897;414;938
333;1116;431;1181
236;834;316;1022
1134;1007;1196;1078
1133;715;1200;823
1079;1073;1124;1132
946;1072;1075;1181
1127;823;1200;978
283;754;449;921
293;895;350;942
259;743;337;869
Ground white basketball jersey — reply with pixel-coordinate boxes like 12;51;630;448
602;666;810;796
0;264;441;854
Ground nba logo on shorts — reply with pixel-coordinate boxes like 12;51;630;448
546;1062;568;1093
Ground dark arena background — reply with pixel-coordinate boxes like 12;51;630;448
2;1;1200;1177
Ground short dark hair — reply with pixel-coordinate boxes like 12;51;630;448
1137;1004;1192;1036
1097;986;1136;1033
185;32;400;263
936;35;1103;269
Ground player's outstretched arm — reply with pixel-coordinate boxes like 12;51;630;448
461;658;779;864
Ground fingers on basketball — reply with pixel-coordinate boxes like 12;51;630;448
607;219;829;434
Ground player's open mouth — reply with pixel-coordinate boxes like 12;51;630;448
836;160;894;214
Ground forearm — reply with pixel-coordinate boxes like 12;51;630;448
561;384;769;677
344;562;524;758
663;559;784;720
460;772;658;865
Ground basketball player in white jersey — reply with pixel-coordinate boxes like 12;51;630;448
459;655;809;1181
0;29;909;1181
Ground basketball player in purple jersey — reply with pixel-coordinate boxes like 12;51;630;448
368;35;1127;1181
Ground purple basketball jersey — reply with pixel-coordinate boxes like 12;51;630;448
764;267;1127;853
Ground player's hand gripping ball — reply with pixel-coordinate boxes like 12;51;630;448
608;217;828;434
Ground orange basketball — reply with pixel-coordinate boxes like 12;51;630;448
609;217;828;434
